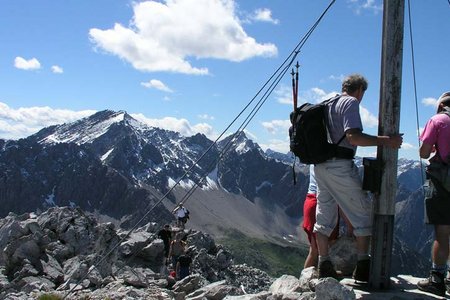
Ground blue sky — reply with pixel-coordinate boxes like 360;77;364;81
1;0;449;160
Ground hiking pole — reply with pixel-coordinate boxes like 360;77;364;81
295;61;299;107
291;68;296;110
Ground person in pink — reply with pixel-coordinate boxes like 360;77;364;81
417;91;450;296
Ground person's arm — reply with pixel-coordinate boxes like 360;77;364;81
176;261;180;280
346;128;402;148
168;242;173;258
419;142;433;159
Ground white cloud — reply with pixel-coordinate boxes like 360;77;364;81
51;65;64;74
198;114;214;120
355;146;377;158
251;8;279;24
131;113;217;140
14;57;41;70
275;85;293;105
141;79;173;93
89;0;277;75
348;0;382;15
297;87;339;105
261;119;290;134
329;74;345;81
359;105;378;128
401;142;416;150
422;97;438;108
259;138;289;153
0;102;95;139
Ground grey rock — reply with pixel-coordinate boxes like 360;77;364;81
298;267;317;292
269;275;303;295
121;267;149;288
173;273;202;294
19;275;55;293
63;256;88;284
119;230;153;256
41;254;64;285
314;277;355;300
187;280;242;300
223;291;271;300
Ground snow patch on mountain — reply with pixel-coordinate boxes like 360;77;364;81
39;111;128;145
398;158;423;176
44;190;56;206
235;140;251;154
101;148;114;161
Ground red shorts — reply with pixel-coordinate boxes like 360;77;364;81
302;193;317;243
302;193;339;243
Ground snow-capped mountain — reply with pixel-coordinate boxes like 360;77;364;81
0;110;431;275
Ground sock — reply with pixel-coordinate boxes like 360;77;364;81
357;254;370;261
318;255;331;265
431;263;447;275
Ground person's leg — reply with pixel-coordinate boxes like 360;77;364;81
304;233;318;268
314;163;340;279
316;232;330;257
303;193;318;269
351;235;371;281
355;235;370;256
417;225;449;296
432;225;450;267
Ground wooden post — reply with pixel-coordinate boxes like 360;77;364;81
369;0;405;290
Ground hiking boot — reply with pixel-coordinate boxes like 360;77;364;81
417;271;445;297
318;260;340;280
352;258;370;282
445;277;450;294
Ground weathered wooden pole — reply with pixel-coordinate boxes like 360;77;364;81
369;0;405;290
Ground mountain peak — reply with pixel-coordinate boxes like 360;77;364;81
35;109;144;145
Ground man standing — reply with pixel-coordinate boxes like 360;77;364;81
158;224;172;263
302;165;352;269
313;74;403;281
417;91;450;297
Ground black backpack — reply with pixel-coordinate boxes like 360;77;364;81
289;95;353;164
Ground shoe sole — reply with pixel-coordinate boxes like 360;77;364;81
417;286;446;297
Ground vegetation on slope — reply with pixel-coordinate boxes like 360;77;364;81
218;229;308;277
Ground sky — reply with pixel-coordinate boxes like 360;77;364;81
1;0;449;161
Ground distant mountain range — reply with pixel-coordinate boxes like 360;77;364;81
0;110;432;275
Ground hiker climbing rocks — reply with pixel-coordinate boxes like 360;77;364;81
313;74;402;281
168;233;186;268
174;203;190;228
176;252;192;280
417;91;450;297
158;224;172;262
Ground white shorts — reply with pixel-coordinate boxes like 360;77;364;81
313;159;372;237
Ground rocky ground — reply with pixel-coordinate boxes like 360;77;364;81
0;207;447;299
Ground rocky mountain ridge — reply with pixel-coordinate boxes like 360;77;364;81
0;207;442;300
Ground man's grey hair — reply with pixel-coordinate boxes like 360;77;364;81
341;74;368;93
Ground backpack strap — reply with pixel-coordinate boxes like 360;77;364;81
441;107;450;118
433;107;450;164
336;134;346;146
292;156;297;185
325;95;354;159
323;94;347;147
